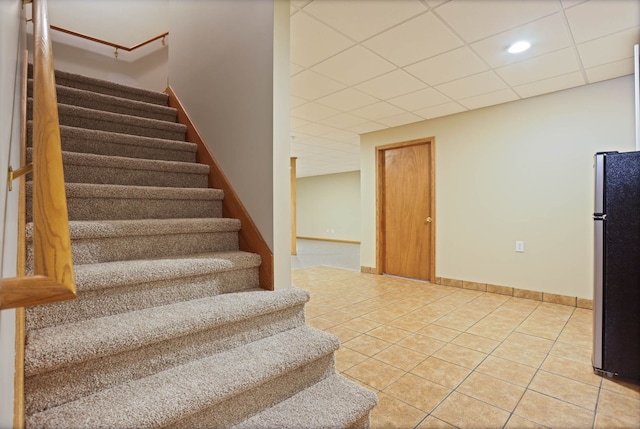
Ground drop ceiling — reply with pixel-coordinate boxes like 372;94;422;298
290;0;640;178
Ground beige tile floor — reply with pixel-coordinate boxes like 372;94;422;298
293;266;640;429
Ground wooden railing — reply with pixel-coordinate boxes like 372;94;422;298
0;0;76;310
50;25;168;58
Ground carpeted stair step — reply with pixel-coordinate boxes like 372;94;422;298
28;80;177;122
29;64;169;106
231;374;377;429
26;251;262;331
26;218;241;268
24;300;329;422
26;286;300;378
27;123;197;162
27;149;209;188
26;326;339;429
26;182;223;221
27;99;186;140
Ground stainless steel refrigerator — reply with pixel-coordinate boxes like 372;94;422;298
593;151;640;381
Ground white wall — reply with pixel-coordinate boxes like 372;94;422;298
0;1;25;426
25;0;170;91
297;171;361;242
361;77;636;299
48;0;169;48
47;41;168;92
168;0;291;289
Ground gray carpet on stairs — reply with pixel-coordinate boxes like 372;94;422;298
27;123;198;162
24;68;376;428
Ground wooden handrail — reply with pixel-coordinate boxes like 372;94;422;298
50;25;168;57
0;0;76;310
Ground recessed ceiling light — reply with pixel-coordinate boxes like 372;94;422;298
507;40;531;54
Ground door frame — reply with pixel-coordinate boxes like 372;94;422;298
376;137;435;282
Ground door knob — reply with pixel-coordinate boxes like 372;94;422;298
425;217;432;223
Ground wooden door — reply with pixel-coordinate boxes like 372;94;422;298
377;138;434;281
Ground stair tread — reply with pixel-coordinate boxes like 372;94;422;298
233;374;377;429
61;182;223;200
26;325;337;428
27;149;209;174
73;251;261;292
46;65;169;105
29;80;177;120
25;287;312;377
26;218;241;240
28;99;185;133
28;123;197;163
54;124;196;153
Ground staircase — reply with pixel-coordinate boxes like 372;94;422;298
23;68;376;428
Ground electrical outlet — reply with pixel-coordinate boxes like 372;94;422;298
515;241;525;252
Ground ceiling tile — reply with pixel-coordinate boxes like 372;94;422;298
303;136;356;151
356;69;427;99
388;88;452;111
347;122;389;134
315;88;379;111
577;26;640;69
470;14;571;68
290;117;310;129
585;57;635;83
561;0;587;8
513;71;585;98
425;0;448;7
290;95;308;108
319;139;361;153
291;102;342;121
458;88;519;110
293;122;339;137
495;47;580;87
291;133;325;145
435;71;507;99
291;140;333;153
290;70;345;100
290;12;354;67
303;0;427;42
405;47;489;86
363;12;463;67
290;63;305;76
322;129;361;145
377;112;424;127
415;102;467;119
351;101;406;121
565;0;640;44
319;113;369;128
312;46;397;86
435;0;559;43
291;0;312;9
